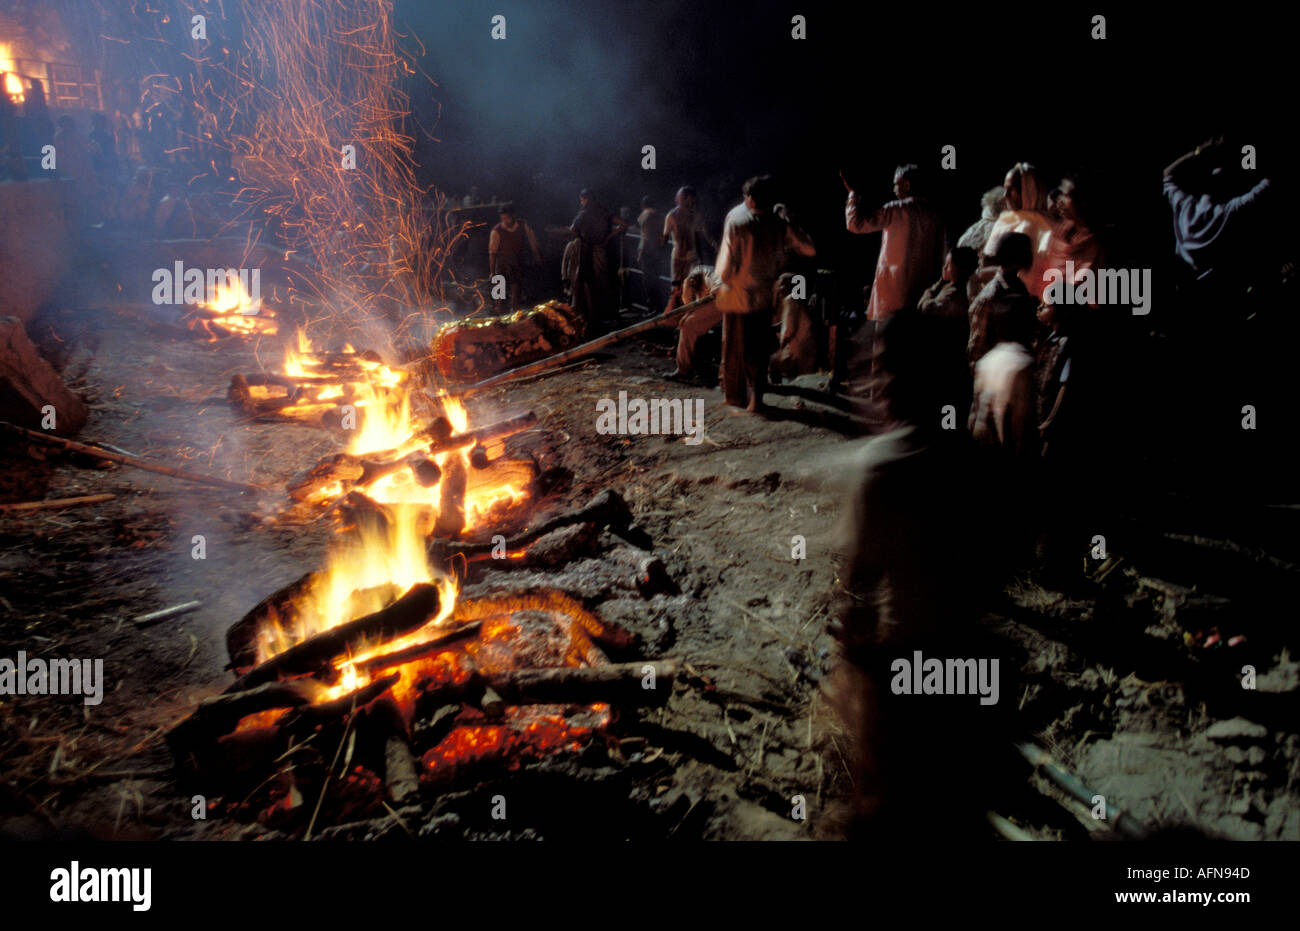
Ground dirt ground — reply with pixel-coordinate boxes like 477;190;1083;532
2;263;1298;842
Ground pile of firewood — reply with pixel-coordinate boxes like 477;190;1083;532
167;573;677;825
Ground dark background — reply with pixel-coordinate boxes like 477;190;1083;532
399;0;1295;278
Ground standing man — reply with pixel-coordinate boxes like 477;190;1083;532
713;175;816;414
843;163;945;337
569;189;626;333
488;202;542;311
663;186;715;312
636;195;668;312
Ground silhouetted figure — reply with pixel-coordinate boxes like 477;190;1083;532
919;246;979;426
968;232;1036;368
663;186;714;312
828;310;1006;841
636;196;668;311
54;115;99;223
569;188;626;332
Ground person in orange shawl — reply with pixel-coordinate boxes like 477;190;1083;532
976;162;1055;298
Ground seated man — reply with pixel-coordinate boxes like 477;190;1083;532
770;271;818;381
665;265;721;384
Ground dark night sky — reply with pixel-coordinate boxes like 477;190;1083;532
395;0;1295;276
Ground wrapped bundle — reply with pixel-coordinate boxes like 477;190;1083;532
431;300;585;382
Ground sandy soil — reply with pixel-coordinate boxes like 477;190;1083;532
2;279;1298;841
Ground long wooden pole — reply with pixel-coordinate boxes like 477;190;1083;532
0;421;262;494
0;493;116;512
456;296;715;397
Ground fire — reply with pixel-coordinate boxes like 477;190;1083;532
344;379;531;529
252;501;458;710
187;274;278;340
0;46;23;103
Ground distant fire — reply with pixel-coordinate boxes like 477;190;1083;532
186;275;278;340
0;45;24;103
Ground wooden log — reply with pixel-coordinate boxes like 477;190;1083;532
448;589;636;653
484;659;678;707
0;493;115;512
178;679;325;738
357;620;482;675
606;547;678;597
226;571;317;672
286;412;530;502
227;583;441;692
424;411;537;455
434;456;467;538
456;296;714;397
431;489;632;561
286;453;365;501
0;420;262;493
283;674;401;728
165;679;323;765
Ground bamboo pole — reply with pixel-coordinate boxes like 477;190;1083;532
0;421;262;494
0;493;116;512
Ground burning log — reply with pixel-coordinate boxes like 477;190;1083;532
357;619;482;675
0;421;263;494
433;456;467;538
426;410;537;455
165;679;325;772
170;679;326;744
278;674;401;730
226;571;317;672
431;489;633;561
228;583;441;691
285;412;535;502
287;454;366;501
457;295;715;397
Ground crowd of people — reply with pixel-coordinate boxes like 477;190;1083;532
0;78;229;231
826;144;1279;838
527;145;1277;838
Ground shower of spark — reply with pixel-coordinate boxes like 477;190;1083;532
121;0;473;343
